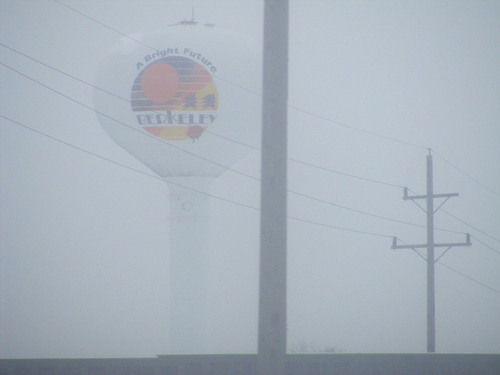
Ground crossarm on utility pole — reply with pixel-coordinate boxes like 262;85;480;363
392;235;472;250
403;187;458;201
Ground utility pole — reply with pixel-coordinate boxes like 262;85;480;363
257;1;289;375
392;151;471;353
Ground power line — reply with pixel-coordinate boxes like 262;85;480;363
404;191;500;249
53;0;430;151
406;187;500;244
288;103;428;150
396;239;500;295
437;261;500;295
3;117;497;298
2;36;495;246
288;157;405;189
48;0;500;220
0;42;127;102
0;63;414;229
0;61;261;184
1;114;160;182
288;216;393;239
433;150;500;199
54;0;154;51
3;0;496;327
205;130;407;189
53;0;260;98
0;114;258;211
10;22;491;208
0;61;471;238
1;42;407;191
1;114;400;241
48;0;500;305
440;208;500;243
52;1;500;205
0;114;257;210
290;188;442;231
471;235;500;256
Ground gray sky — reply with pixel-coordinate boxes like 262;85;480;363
1;0;499;358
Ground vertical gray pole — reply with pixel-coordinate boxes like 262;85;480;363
258;1;289;374
426;153;436;353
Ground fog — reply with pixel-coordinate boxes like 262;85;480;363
1;0;499;358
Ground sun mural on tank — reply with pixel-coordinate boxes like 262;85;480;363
131;55;218;141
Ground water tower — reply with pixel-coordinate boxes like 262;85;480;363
94;22;261;354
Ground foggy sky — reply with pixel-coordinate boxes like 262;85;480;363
1;0;499;358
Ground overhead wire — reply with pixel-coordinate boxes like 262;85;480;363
0;61;261;184
288;188;460;232
53;0;430;151
0;42;470;238
53;0;259;98
2;35;496;246
1;114;400;240
0;114;163;183
0;48;489;242
0;42;127;102
288;157;405;189
433;150;500;200
48;1;500;243
440;208;500;243
51;0;498;225
0;114;255;212
16;100;497;298
5;110;497;293
289;216;393;239
206;128;407;189
0;60;434;235
3;1;497;297
0;63;480;247
437;261;500;295
471;236;500;256
395;239;500;295
287;103;428;150
211;110;418;191
53;0;153;51
404;187;500;244
0;41;407;191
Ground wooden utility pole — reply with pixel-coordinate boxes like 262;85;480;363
257;0;289;374
392;151;471;352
